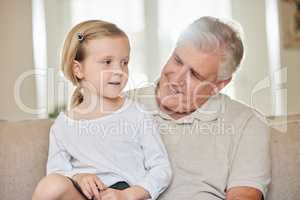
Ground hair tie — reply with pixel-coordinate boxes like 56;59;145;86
77;32;85;43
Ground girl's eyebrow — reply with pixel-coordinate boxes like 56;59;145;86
97;55;130;60
100;55;113;59
95;56;112;63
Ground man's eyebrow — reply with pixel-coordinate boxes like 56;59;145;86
188;61;206;80
174;53;207;80
174;53;183;64
191;67;205;79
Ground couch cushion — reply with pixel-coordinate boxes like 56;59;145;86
0;119;299;200
0;119;53;200
267;121;300;200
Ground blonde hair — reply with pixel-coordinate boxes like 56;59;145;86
60;20;127;108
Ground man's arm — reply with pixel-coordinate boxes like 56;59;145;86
227;186;263;200
226;111;271;200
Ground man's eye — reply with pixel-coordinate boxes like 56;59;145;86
174;57;182;65
191;70;203;80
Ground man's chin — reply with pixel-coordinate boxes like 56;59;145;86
159;101;187;114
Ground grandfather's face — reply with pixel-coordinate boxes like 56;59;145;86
157;42;223;115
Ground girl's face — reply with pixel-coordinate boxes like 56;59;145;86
74;36;130;99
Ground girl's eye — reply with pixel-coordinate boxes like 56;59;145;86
121;60;129;66
99;59;112;65
104;60;112;65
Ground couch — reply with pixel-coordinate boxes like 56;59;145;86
0;118;299;200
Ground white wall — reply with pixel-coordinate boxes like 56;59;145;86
231;0;273;116
0;0;298;120
0;0;38;120
230;0;300;117
41;0;300;117
277;0;300;115
282;49;300;115
44;0;72;113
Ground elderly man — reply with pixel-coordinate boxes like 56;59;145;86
128;16;271;200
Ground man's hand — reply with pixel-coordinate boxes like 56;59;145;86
226;186;263;200
72;173;107;200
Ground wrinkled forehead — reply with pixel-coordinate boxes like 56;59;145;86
173;42;221;76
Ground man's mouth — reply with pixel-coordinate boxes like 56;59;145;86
168;84;183;95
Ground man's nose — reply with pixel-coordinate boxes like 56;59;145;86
172;65;189;84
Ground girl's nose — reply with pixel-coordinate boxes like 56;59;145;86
112;69;123;76
111;63;124;73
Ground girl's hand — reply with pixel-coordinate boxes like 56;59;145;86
72;173;107;200
100;188;129;200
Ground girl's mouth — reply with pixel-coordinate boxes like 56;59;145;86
108;82;121;85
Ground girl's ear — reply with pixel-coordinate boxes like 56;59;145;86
72;60;84;80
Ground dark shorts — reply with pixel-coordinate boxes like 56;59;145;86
67;177;130;200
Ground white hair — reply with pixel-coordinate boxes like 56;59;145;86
177;16;244;81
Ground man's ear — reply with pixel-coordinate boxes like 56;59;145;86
72;60;84;80
211;77;232;95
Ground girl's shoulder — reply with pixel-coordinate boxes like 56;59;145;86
123;98;156;122
48;111;71;139
51;111;73;129
51;98;154;126
124;98;148;114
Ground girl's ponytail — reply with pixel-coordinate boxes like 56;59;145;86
70;86;84;109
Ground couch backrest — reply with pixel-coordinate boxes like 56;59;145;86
0;119;53;200
267;121;300;200
0;119;299;200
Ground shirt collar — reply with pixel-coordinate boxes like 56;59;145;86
143;81;223;124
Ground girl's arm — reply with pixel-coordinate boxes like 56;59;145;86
47;126;107;199
46;126;77;178
133;113;173;200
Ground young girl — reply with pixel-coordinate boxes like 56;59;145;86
33;20;172;200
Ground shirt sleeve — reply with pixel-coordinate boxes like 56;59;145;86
46;126;78;178
227;112;271;199
135;113;173;200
